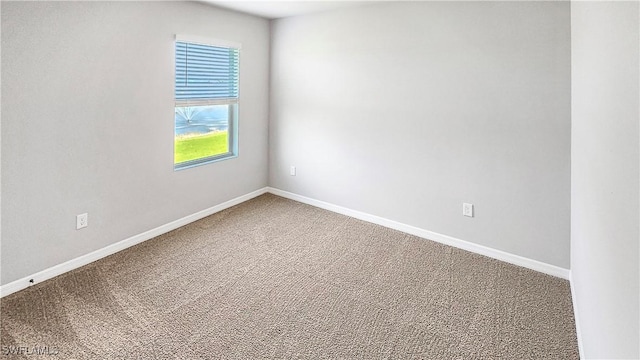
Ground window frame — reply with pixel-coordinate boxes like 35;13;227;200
173;35;241;171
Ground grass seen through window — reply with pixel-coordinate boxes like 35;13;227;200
174;104;233;166
174;131;229;164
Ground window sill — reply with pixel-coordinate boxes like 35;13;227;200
174;153;237;171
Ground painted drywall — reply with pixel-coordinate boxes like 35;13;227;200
571;2;640;358
269;2;571;268
0;1;270;285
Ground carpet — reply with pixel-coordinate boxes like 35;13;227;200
1;194;578;359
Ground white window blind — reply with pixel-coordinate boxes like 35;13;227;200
175;38;239;107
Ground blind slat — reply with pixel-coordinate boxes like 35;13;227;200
175;98;238;107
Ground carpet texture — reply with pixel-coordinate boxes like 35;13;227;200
1;194;578;359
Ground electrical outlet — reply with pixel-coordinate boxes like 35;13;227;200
463;203;474;217
76;213;88;229
290;166;296;176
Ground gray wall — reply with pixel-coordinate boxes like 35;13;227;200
571;2;640;358
269;1;571;268
1;1;270;285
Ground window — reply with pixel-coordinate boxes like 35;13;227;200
174;35;240;170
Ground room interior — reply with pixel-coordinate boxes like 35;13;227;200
0;1;638;359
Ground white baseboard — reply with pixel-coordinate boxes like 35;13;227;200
570;271;585;359
0;187;269;298
267;187;570;280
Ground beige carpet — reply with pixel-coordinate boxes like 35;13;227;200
1;194;578;359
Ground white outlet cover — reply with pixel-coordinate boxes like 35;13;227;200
290;166;296;176
76;213;88;229
463;203;474;217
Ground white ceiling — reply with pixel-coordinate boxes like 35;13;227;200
202;1;372;19
202;0;562;19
